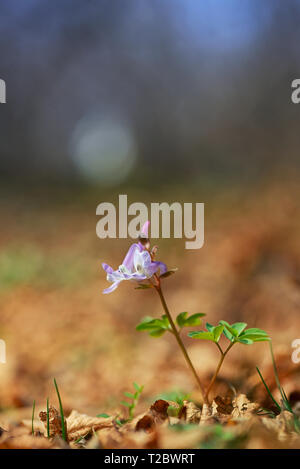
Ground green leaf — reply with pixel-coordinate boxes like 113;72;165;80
161;315;171;330
237;337;253;344
188;331;215;341
136;315;171;338
231;322;247;336
241;335;270;343
124;392;135;399
96;413;110;418
239;328;270;343
133;382;142;392
136;316;171;334
206;323;214;333
213;325;224;342
184;313;206;326
149;328;166;337
240;328;268;336
219;321;270;344
120;401;131;407
136;316;156;331
219;320;238;338
176;312;188;328
222;328;234;341
189;323;224;343
176;312;205;328
252;337;271;342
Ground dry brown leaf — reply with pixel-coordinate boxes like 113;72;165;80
66;409;114;441
158;425;204;449
231;394;258;419
97;424;158;449
134;399;170;433
262;410;299;442
39;405;67;440
179;400;201;424
210;394;258;423
214;396;234;415
0;425;60;450
199;403;216;425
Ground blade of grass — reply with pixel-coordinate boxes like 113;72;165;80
256;366;281;412
53;378;67;441
31;400;35;436
269;341;285;403
46;397;50;438
269;342;293;411
269;342;300;433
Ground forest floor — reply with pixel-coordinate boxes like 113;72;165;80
0;177;300;448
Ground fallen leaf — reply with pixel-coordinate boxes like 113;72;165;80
179;400;201;424
39;405;67;440
131;399;170;433
232;394;258;419
66;410;114;441
214;396;234;415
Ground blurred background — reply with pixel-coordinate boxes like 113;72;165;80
0;0;300;422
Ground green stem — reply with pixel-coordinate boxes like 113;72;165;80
204;342;234;401
155;282;208;404
31;399;35;436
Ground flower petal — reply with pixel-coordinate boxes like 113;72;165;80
153;261;168;275
122;243;141;271
130;272;147;280
102;263;114;274
141;220;150;237
133;249;148;271
103;281;122;294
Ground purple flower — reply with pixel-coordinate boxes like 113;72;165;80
102;221;167;294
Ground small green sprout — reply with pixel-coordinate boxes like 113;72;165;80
120;382;144;420
156;389;190;416
257;342;300;433
157;389;190;406
256;366;281;413
115;418;123;426
53;378;67;442
188;321;271;400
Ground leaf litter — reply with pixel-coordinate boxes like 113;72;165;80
0;392;296;449
1;182;300;448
